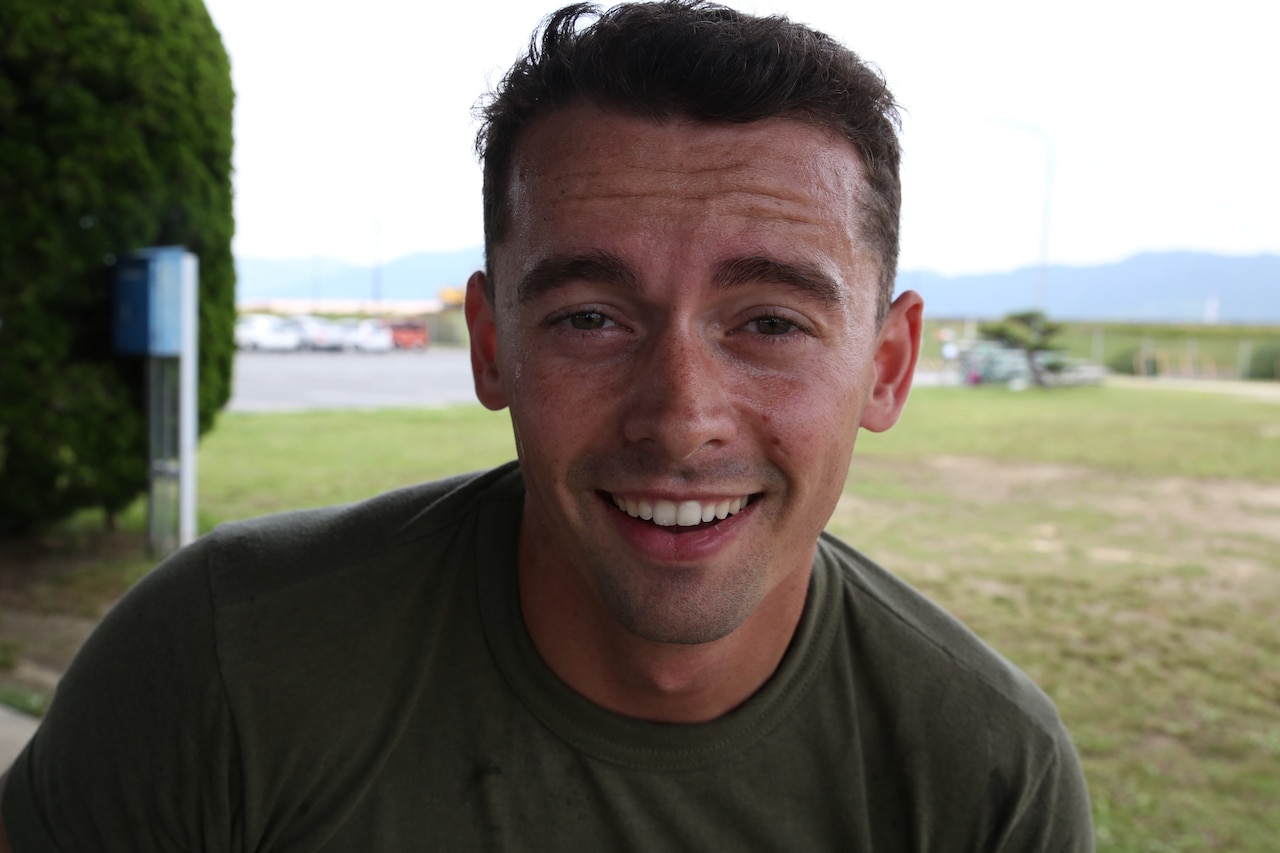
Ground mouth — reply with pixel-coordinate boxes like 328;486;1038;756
606;492;754;529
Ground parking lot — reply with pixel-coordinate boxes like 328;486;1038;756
228;348;479;412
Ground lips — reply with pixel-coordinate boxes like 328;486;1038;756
609;493;750;527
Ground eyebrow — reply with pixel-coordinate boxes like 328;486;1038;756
515;251;847;307
712;256;846;306
517;251;639;304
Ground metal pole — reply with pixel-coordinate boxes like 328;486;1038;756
988;120;1054;309
179;253;199;546
1238;339;1253;379
1036;139;1053;311
146;356;158;554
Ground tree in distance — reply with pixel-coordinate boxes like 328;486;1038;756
978;310;1066;388
0;0;235;535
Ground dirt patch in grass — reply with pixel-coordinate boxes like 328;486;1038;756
0;530;148;702
919;455;1279;539
844;453;1280;564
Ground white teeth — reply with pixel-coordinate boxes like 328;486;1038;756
675;501;703;526
652;500;677;526
611;494;750;526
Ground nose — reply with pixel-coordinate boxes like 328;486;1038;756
620;325;737;460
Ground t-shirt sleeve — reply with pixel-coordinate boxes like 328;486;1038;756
998;720;1096;852
1;537;241;851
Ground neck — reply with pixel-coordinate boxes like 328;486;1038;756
518;537;811;724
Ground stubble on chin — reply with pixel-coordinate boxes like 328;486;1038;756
592;557;765;645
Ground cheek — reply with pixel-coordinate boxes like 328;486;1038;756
764;410;857;482
507;354;619;467
512;347;618;409
751;369;861;456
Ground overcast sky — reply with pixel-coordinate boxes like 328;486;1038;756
203;0;1279;276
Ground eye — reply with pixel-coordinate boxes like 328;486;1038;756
744;315;802;337
564;311;614;331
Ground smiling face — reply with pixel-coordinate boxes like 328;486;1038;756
469;105;920;648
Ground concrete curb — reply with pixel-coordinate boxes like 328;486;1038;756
0;705;38;769
1104;374;1280;401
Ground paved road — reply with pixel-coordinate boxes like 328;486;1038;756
228;348;480;413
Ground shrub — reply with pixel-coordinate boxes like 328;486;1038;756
1106;348;1160;376
0;0;235;534
1247;344;1280;380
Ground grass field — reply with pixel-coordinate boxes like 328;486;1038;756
2;383;1277;850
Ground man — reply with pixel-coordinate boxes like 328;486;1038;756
1;1;1094;849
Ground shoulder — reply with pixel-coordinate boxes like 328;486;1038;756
814;533;1094;847
817;531;1062;733
61;461;523;704
196;462;524;605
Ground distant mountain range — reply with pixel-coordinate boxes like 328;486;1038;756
236;249;1280;323
899;252;1279;323
236;247;485;304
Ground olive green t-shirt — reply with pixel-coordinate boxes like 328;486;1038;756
4;463;1092;850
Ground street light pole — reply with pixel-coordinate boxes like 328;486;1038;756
990;119;1055;310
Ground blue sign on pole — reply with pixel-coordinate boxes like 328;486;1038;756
113;247;188;356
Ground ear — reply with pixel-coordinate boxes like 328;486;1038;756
860;289;924;433
464;270;509;411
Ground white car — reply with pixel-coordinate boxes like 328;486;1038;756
344;319;394;353
293;315;346;351
235;314;303;351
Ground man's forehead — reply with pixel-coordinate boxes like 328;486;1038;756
502;107;868;242
508;104;867;192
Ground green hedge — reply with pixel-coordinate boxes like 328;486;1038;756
0;0;235;534
1248;344;1280;380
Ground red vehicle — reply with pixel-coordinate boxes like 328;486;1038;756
389;322;429;350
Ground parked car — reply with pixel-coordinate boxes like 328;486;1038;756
389;321;430;350
235;314;303;351
294;315;346;351
345;319;394;352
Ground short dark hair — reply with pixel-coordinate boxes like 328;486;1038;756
476;1;902;322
